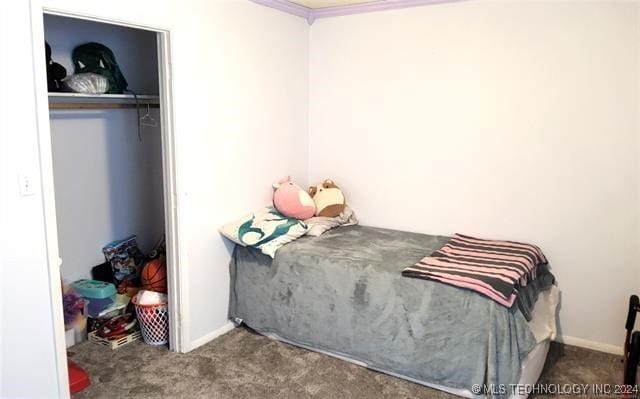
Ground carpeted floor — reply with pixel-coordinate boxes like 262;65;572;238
70;326;622;399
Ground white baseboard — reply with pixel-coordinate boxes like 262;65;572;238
187;322;623;358
554;335;623;355
189;321;235;351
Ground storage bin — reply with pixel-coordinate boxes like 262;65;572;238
71;279;116;318
65;328;75;348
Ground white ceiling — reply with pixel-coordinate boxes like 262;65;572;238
288;0;378;9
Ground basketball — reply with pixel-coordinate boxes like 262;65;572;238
141;256;167;293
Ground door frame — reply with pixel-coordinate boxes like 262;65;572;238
28;2;188;396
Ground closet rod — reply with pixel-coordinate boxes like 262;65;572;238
49;103;160;110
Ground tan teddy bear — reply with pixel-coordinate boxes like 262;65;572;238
308;179;346;218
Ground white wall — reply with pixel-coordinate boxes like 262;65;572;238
1;3;62;397
1;0;308;397
50;109;165;282
309;0;639;350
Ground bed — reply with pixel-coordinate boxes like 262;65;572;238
228;225;558;398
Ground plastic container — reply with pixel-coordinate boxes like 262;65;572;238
74;315;87;343
71;279;116;298
132;294;169;345
68;360;90;394
65;329;75;348
71;279;116;318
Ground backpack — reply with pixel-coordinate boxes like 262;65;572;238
45;41;67;92
72;42;128;94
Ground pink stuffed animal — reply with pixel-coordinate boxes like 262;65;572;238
273;177;316;220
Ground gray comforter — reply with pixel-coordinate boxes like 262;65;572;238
229;225;546;395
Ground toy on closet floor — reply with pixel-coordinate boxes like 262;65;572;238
273;176;316;220
116;279;142;299
141;255;167;293
95;313;138;340
70;279;117;318
87;297;142;349
63;288;84;327
141;237;167;293
102;235;145;288
67;360;90;395
63;281;90;393
62;284;86;347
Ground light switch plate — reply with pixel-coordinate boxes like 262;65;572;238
18;173;36;197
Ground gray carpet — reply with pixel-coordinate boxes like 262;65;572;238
70;326;622;398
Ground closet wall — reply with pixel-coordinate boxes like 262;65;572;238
45;15;165;282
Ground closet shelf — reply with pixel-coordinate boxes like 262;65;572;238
48;93;160;110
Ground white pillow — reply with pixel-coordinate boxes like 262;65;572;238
219;206;308;258
304;206;358;237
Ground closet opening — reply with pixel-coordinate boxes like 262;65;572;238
31;9;184;396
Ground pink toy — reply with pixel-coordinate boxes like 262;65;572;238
273;176;316;220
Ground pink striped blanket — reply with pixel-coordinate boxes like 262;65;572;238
402;234;548;307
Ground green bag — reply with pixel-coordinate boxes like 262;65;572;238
72;42;128;94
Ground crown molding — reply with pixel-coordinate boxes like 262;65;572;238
250;0;465;25
250;0;315;23
312;0;465;21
